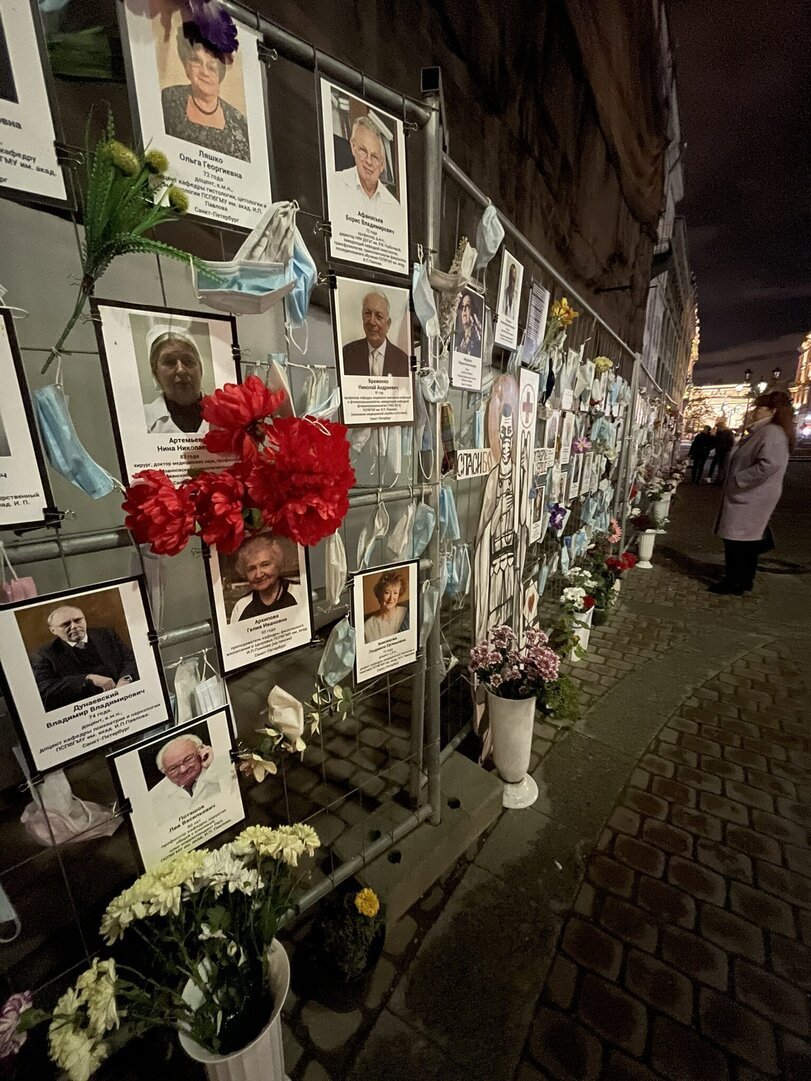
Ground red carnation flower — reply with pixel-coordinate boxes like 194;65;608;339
621;552;638;570
605;557;623;573
202;375;287;460
583;595;596;611
247;417;354;546
189;468;248;554
122;470;196;556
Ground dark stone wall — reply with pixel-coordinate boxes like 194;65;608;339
265;0;667;348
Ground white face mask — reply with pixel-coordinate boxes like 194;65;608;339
173;656;200;724
193;653;227;716
357;502;390;570
324;531;347;608
419;580;440;648
387;502;416;561
131;545;166;633
412;261;440;339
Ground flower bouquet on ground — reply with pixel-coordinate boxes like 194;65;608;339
296;887;386;1012
122;377;354;555
469;624;561;701
20;825;319;1077
629;510;659;533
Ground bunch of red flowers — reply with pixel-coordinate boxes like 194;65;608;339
605;552;638;575
122;377;355;555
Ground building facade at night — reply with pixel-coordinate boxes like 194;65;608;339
791;331;811;416
683;383;752;434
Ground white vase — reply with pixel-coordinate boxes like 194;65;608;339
179;940;291;1081
650;498;667;524
570;606;594;661
637;530;656;569
486;690;539;810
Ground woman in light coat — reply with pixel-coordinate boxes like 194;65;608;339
711;390;794;594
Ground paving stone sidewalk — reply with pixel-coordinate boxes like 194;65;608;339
285;471;811;1081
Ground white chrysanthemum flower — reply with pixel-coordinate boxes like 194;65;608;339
49;1024;108;1081
561;586;586;605
199;923;226;941
290;823;320;854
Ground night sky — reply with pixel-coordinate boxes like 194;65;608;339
669;0;811;386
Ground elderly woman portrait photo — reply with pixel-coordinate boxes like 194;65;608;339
364;569;410;643
143;324;208;434
228;533;302;624
160;22;250;162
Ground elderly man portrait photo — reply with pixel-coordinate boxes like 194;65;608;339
342;291;410;378
336;113;399;212
30;605;139;712
228;534;303;623
150;732;229;825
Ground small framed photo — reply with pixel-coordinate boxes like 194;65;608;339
568;454;584;500
119;0;272;230
318;77;410;277
109;708;243;871
450;289;485;390
0;577;171;773
559;412;575;466
493;250;524;351
530;480;547;544
0;308;53;529
333;275;413;426
0;0;69;208
206;530;314;675
353;561;418;683
92;300;240;485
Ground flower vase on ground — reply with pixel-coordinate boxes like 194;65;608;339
179;940;290;1081
637;530;657;568
592;605;609;626
649;498;668;526
570;607;594;661
486;690;539;809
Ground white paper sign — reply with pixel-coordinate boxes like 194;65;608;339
353;562;418;683
493;250;524;351
0;0;66;205
0;578;170;772
456;448;493;480
121;0;272;229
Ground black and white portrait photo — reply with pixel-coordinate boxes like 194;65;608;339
451;290;485;391
0;578;170;773
120;0;271;229
206;531;313;675
320;78;410;276
92;301;239;484
353;561;418;683
0;0;66;205
494;250;524;351
333;276;413;426
110;710;243;871
0;309;52;528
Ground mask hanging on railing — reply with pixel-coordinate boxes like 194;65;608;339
474;205;505;270
33;380;117;499
412;261;440;339
173;656;201;724
317;616;356;687
193;652;227;716
0;542;37;603
323;531;347;608
387;501;416;561
419;579;441;649
356;501;390;570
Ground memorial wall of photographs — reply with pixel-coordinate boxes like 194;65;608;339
0;0;667;1010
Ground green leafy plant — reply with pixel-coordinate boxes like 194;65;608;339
42;111;204;374
308;683;355;733
310;888;386;982
540;675;580;722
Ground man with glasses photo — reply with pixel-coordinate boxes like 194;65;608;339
151;733;229;824
336;115;399;210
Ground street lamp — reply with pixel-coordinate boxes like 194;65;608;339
772;366;782;382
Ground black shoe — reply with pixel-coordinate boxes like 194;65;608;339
708;581;744;595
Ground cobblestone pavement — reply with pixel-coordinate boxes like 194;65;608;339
283;468;811;1081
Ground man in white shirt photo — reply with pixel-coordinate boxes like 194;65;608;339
150;733;232;826
335;115;399;211
341;291;410;377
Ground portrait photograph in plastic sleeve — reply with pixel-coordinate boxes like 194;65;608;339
353;561;418;683
450;289;485;391
319;77;410;276
493;249;524;351
0;307;53;528
92;300;240;484
0;577;171;773
110;709;243;871
333;275;414;426
206;530;314;675
0;0;68;208
119;0;271;229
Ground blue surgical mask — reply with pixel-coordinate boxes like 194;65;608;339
446;542;471;602
357;502;390;570
387;502;416;561
439;483;461;541
474;205;505;269
560;543;570;576
538;561;549;596
411;502;436;558
33;383;115;499
318;617;355;687
285;226;317;329
473;402;485;448
411;262;440;339
194;201;298;316
419;580;440;648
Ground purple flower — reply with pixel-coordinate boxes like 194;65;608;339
549;502;566;530
182;0;239;57
0;992;32;1059
572;436;592;455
